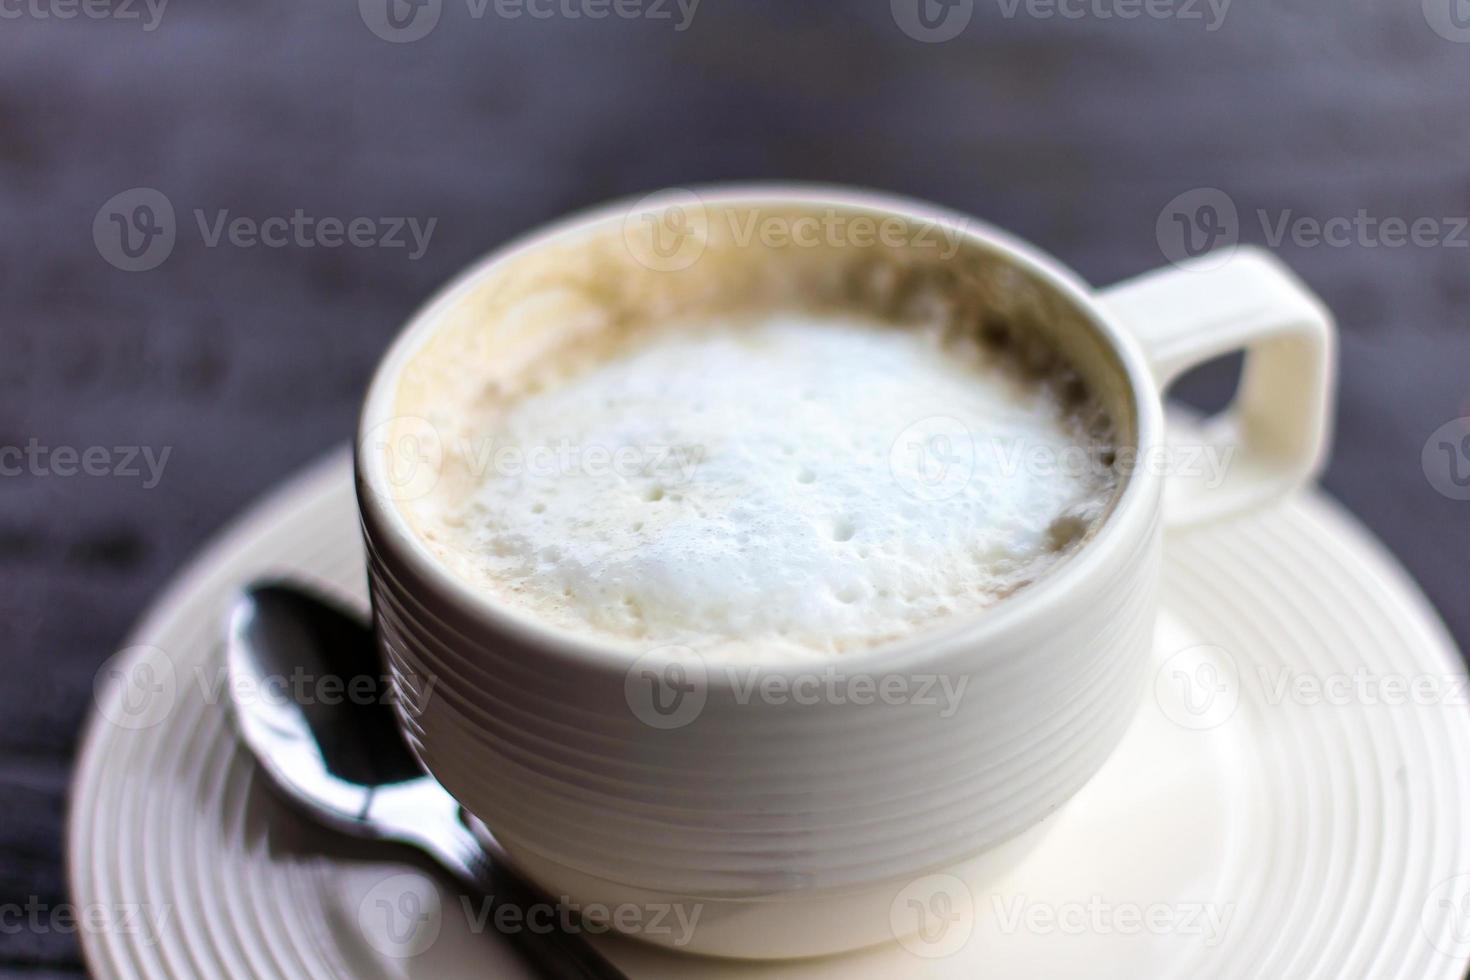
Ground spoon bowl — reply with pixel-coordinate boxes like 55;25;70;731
226;581;629;979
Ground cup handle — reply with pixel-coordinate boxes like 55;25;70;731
1097;246;1337;528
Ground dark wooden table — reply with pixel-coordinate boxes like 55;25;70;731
4;0;1468;974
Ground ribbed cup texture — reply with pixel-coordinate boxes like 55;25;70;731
362;492;1160;898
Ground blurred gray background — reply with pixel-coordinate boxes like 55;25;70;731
3;0;1469;974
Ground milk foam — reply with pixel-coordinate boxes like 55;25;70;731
407;313;1117;662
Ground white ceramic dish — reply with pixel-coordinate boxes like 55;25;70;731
69;448;1470;978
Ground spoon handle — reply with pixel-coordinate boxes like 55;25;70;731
471;857;636;980
387;787;633;980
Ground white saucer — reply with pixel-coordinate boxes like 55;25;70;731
69;448;1470;979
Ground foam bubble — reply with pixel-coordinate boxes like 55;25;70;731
407;313;1117;662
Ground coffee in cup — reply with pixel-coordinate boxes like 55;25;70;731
387;215;1121;662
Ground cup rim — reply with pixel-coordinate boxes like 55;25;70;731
357;182;1164;681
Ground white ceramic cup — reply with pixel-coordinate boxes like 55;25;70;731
356;186;1335;959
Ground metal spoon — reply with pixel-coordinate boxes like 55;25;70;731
226;582;630;980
